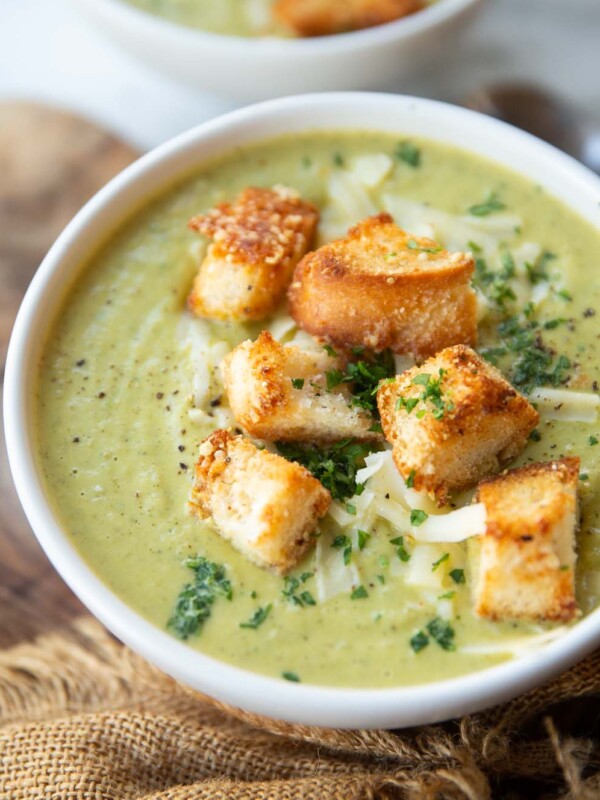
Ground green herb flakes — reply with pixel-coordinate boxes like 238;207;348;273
351;585;369;600
407;239;442;254
390;536;411;562
449;568;466;585
276;439;371;501
426;617;456;651
357;529;371;550
432;553;450;572
405;469;416;488
410;509;428;527
291;378;305;390
589;436;599;446
410;631;429;653
332;534;352;566
468;192;506;217
396;141;421;168
240;604;272;630
282;572;316;607
168;556;232;640
282;671;300;682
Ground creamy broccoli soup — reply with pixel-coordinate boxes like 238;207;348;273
123;0;289;37
121;0;435;37
36;132;600;688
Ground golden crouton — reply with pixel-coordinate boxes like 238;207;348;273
288;213;477;358
474;457;580;622
222;331;380;443
377;345;539;504
188;186;319;322
274;0;424;37
189;430;330;574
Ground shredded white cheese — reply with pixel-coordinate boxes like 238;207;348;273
529;387;600;423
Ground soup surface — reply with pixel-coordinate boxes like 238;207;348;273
36;132;600;688
123;0;290;36
121;0;434;36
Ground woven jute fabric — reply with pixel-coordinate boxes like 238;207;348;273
1;618;600;799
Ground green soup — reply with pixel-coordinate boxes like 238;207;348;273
36;132;600;688
123;0;290;37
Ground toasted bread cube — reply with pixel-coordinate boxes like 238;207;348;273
474;458;580;622
222;331;379;443
377;345;539;504
274;0;424;37
189;430;330;574
288;213;477;358
188;186;319;322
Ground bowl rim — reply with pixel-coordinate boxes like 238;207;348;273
79;0;482;52
5;92;600;730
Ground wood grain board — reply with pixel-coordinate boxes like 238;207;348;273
0;102;139;647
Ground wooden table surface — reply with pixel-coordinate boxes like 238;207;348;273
0;102;139;648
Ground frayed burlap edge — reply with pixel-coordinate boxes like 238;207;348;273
1;617;599;800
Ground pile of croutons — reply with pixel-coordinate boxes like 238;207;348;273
186;186;580;624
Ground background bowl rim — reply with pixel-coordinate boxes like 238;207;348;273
5;91;600;729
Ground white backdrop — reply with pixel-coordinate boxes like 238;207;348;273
0;0;598;150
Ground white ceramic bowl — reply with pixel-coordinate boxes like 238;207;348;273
71;0;482;100
5;93;600;729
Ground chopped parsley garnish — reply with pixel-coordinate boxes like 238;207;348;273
379;554;390;568
407;239;442;254
368;421;383;434
396;370;453;420
323;344;338;357
525;251;555;284
357;529;371;550
276;439;370;501
332;534;352;565
473;255;516;309
589;436;598;446
438;591;456;600
481;314;572;394
282;572;315;607
240;604;272;630
291;378;305;390
333;152;345;167
426;617;456;651
346;503;357;515
449;568;466;585
396;141;421;168
168;556;232;640
410;630;429;653
351;585;369;600
557;288;573;301
405;469;416;489
432;552;450;572
468;192;506;217
325;348;396;416
529;429;542;442
282;671;300;682
410;509;428;527
390;536;411;562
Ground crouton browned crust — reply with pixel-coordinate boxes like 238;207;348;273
377;345;539;504
274;0;424;37
222;331;380;443
474;457;580;622
189;430;330;574
188;186;319;322
288;213;477;358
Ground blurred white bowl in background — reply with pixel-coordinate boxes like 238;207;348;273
70;0;482;101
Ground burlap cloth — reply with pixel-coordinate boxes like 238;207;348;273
1;618;600;799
